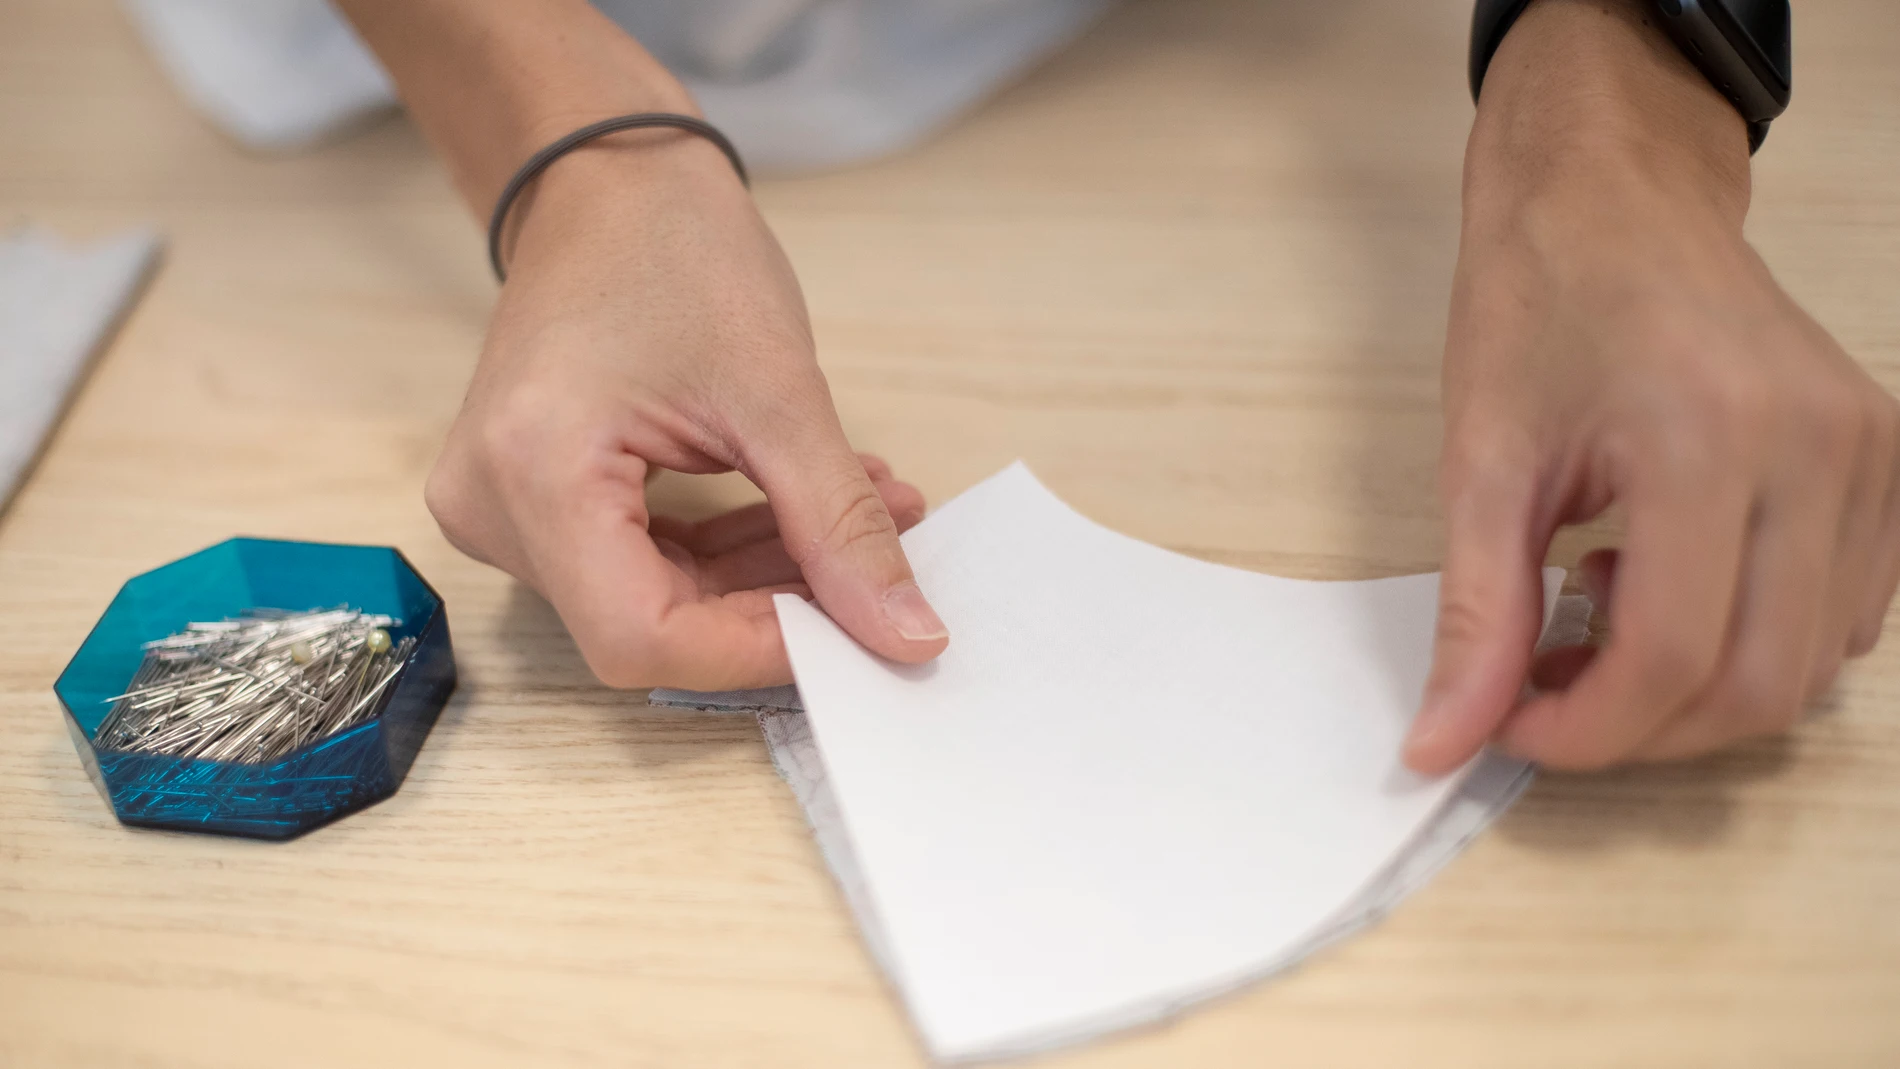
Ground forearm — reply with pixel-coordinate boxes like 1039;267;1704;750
333;0;697;216
1466;0;1752;236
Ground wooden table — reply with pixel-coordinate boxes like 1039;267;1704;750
4;1;1897;1065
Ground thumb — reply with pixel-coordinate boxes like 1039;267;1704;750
1404;464;1546;774
744;400;949;664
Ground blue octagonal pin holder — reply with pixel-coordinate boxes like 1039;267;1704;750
54;538;457;840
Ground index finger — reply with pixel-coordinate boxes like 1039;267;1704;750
1499;464;1751;770
529;487;794;692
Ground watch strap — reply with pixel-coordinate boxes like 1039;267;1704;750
1470;0;1786;154
1469;0;1536;104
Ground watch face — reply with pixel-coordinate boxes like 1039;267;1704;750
1711;0;1794;81
1668;0;1792;115
1725;0;1783;24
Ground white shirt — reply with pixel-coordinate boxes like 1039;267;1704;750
120;0;1114;170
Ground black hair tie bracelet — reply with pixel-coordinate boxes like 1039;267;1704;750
485;112;750;282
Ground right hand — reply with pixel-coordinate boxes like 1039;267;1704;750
425;132;949;691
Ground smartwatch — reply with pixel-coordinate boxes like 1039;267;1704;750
1469;0;1792;152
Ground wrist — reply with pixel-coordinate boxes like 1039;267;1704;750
499;137;755;286
501;77;704;177
1464;0;1751;239
338;0;700;215
470;71;702;218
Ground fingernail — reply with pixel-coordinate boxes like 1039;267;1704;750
882;581;948;642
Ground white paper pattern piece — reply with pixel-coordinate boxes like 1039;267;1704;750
0;226;163;510
657;464;1577;1062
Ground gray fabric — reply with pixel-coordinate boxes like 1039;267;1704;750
0;227;162;510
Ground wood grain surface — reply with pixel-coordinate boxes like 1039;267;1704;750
3;1;1897;1066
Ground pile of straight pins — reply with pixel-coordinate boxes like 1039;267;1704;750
95;608;415;764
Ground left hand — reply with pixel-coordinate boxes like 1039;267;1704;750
1404;0;1900;773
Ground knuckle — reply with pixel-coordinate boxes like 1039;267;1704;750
476;397;545;471
740;364;830;427
1848;617;1884;657
1629;633;1720;703
575;627;659;690
1627;395;1754;484
422;453;491;561
821;481;898;556
1684;367;1776;437
586;653;654;690
421;460;468;530
1432;593;1491;652
1439;421;1534;498
1719;667;1805;735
